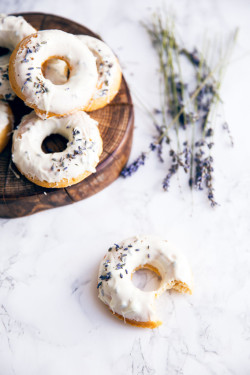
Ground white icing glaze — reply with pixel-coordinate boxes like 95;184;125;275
43;58;68;85
77;35;121;102
0;14;36;100
12;30;98;117
12;110;102;184
0;53;15;100
0;14;36;50
0;99;11;133
98;235;193;323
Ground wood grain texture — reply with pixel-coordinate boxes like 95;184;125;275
0;13;134;218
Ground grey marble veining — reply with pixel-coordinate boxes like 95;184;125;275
1;0;250;374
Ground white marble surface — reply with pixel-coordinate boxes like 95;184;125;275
1;0;250;374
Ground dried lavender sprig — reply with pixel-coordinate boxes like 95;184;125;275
162;145;191;191
120;152;147;177
191;30;238;205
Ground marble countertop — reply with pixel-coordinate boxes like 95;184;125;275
1;0;250;374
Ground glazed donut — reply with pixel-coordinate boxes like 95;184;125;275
42;58;69;85
78;35;122;112
9;30;98;119
12;110;103;188
0;100;14;153
98;235;193;328
0;14;36;100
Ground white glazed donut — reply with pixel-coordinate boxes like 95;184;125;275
9;30;98;118
0;14;36;100
0;99;13;152
78;35;122;111
12;110;103;188
98;235;193;328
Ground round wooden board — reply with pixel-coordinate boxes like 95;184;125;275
0;13;134;218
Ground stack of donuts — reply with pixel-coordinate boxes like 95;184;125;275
0;14;122;188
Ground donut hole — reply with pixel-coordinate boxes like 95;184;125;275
0;47;9;57
132;265;162;292
42;134;68;154
42;58;70;85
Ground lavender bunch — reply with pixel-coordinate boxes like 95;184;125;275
121;12;238;207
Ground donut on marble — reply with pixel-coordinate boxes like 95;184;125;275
9;30;98;118
98;235;193;328
0;14;36;100
78;35;122;111
0;100;13;153
12;110;103;188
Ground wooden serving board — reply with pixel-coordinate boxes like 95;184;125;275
0;13;134;218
